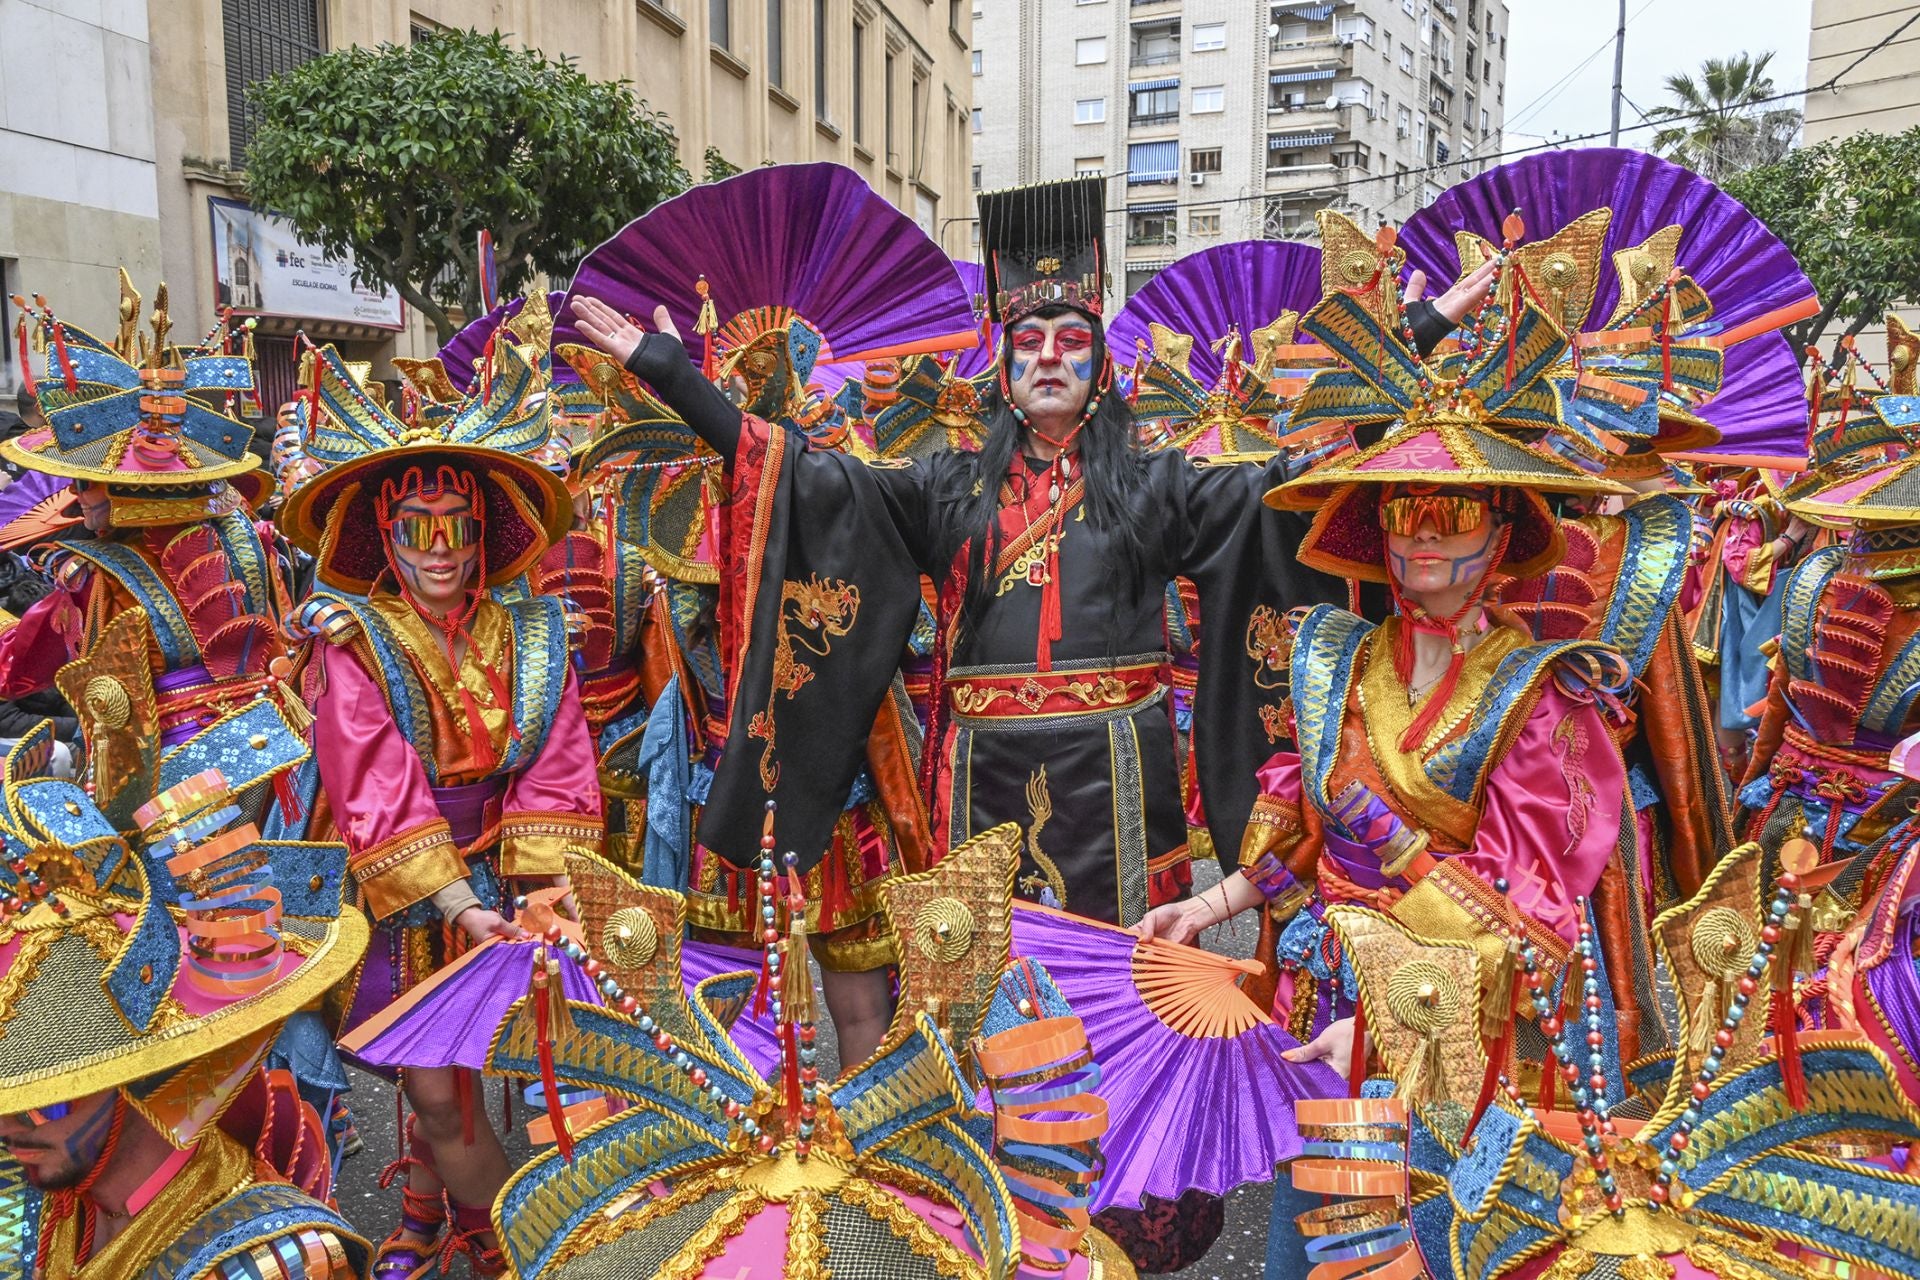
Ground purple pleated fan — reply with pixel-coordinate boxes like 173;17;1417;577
556;163;980;367
339;938;604;1072
1697;334;1810;462
1398;148;1815;345
681;937;780;1078
950;260;999;380
1009;905;1342;1212
1107;242;1326;388
437;292;575;394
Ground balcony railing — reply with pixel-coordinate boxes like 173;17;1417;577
1126;230;1178;247
1132;49;1180;67
1130;111;1178;127
1270;37;1353;66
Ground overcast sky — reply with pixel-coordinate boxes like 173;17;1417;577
1502;0;1814;148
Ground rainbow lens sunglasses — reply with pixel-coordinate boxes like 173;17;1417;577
384;513;482;552
1378;493;1493;538
9;1100;72;1124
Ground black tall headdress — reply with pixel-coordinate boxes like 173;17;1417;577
978;176;1108;325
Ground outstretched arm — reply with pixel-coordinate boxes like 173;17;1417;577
1403;258;1498;356
571;296;745;460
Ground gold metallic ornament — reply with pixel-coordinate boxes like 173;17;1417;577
604;906;661;968
913;898;977;963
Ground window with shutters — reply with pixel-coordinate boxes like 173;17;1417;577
223;0;323;168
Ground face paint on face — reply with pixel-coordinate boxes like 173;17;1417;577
74;483;110;533
0;1092;116;1191
1386;511;1501;596
1007;313;1098;426
388;489;481;616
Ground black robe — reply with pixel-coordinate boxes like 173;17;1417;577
698;412;1346;924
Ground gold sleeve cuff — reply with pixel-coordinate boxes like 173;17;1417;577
350;818;467;920
498;811;605;876
1239;793;1307;868
1739;540;1783;592
1392;861;1572;992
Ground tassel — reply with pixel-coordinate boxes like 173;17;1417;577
1466;937;1521;1135
457;686;501;774
727;865;742;914
272;770;306;827
1347;993;1369;1099
1659;284;1675;392
1468;1021;1514;1138
1772;890;1813;1110
12;310;33;395
693;276;720;381
780;1020;803;1118
454;1067;476;1147
50;321;78;393
531;953;575;1160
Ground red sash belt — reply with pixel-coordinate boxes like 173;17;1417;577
947;661;1161;721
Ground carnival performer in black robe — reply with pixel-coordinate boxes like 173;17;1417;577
571;178;1490;943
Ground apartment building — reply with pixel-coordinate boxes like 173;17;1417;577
1803;0;1920;366
3;0;974;399
971;0;1508;300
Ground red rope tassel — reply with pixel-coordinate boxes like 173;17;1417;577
50;323;78;393
14;317;33;395
1659;290;1675;392
1465;1021;1514;1141
1539;984;1565;1112
1346;994;1369;1099
532;983;575;1160
454;1069;476;1147
780;1021;803;1119
272;770;306;827
1772;987;1806;1110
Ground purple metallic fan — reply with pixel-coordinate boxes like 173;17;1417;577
1698;335;1810;462
1398;148;1816;349
1009;905;1342;1212
338;938;604;1072
950;259;998;379
681;937;780;1077
340;935;782;1078
1108;242;1326;388
437;292;574;393
557;163;979;366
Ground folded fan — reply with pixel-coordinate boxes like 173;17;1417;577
338;937;604;1071
1010;903;1343;1213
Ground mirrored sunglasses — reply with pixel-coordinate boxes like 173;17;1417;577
385;513;482;551
1378;494;1491;538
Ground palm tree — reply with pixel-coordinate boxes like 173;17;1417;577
1649;51;1801;182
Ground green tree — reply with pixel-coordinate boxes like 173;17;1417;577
702;146;743;184
245;29;689;344
1722;127;1920;352
1648;51;1800;182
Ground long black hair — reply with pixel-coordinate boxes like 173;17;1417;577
927;308;1150;648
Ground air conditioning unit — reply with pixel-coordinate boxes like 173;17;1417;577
1189;172;1206;186
1396;125;1409;137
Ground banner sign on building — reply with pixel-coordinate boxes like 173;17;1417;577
209;197;404;329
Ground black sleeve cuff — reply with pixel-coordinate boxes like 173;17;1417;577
1405;299;1454;357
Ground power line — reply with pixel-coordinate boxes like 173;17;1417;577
956;66;1909;232
960;7;1920;233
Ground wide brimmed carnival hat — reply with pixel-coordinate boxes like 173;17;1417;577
556;163;979;425
1398;148;1820;469
4;274;263;526
978;175;1109;326
1269;215;1627;583
279;305;570;593
1108;241;1338;460
0;702;366;1122
558;342;721;584
1786;393;1920;531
